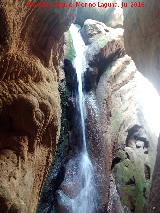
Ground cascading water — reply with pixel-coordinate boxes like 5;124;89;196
69;24;97;213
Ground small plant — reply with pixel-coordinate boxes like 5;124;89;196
64;31;76;62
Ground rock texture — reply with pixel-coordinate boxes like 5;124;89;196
124;3;160;212
37;54;79;211
76;0;123;28
147;136;160;213
81;19;125;211
124;0;160;93
37;16;160;213
96;55;152;212
82;19;124;91
0;1;75;212
82;19;157;212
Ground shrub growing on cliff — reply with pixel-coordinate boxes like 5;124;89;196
64;31;76;62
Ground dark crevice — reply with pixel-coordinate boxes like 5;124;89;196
126;152;130;160
144;164;151;180
111;157;121;170
125;176;136;186
84;40;125;92
38;59;81;212
143;187;148;199
125;125;150;149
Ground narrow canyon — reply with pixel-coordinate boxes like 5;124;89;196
0;1;160;213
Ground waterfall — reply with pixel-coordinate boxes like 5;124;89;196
69;24;97;213
69;24;87;151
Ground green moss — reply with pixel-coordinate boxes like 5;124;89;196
64;31;76;62
117;150;128;161
114;157;151;212
97;35;110;49
111;110;122;132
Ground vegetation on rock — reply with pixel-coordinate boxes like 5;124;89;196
64;31;76;62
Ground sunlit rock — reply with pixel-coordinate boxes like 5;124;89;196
76;0;123;28
124;0;160;93
81;19;160;212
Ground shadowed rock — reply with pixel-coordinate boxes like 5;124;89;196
0;0;76;211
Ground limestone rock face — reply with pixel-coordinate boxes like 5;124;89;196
124;3;160;212
82;20;125;211
82;19;124;92
0;1;75;212
81;19;124;45
96;54;152;212
148;136;160;213
123;0;160;93
83;19;157;212
76;0;123;28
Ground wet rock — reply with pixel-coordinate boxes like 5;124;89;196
83;19;149;211
59;156;83;199
86;91;111;212
108;176;124;213
82;19;125;92
84;67;99;92
38;62;79;212
63;59;78;94
55;190;71;213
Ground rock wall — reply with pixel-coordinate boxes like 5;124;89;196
76;0;123;28
124;3;160;213
82;19;157;212
123;0;160;93
0;1;75;212
82;19;124;210
36;15;159;212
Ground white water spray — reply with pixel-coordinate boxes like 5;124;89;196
69;24;97;213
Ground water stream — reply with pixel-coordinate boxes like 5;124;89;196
69;24;97;213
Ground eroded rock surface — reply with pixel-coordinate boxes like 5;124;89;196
0;1;75;212
124;3;160;212
83;19;157;212
82;19;124;92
